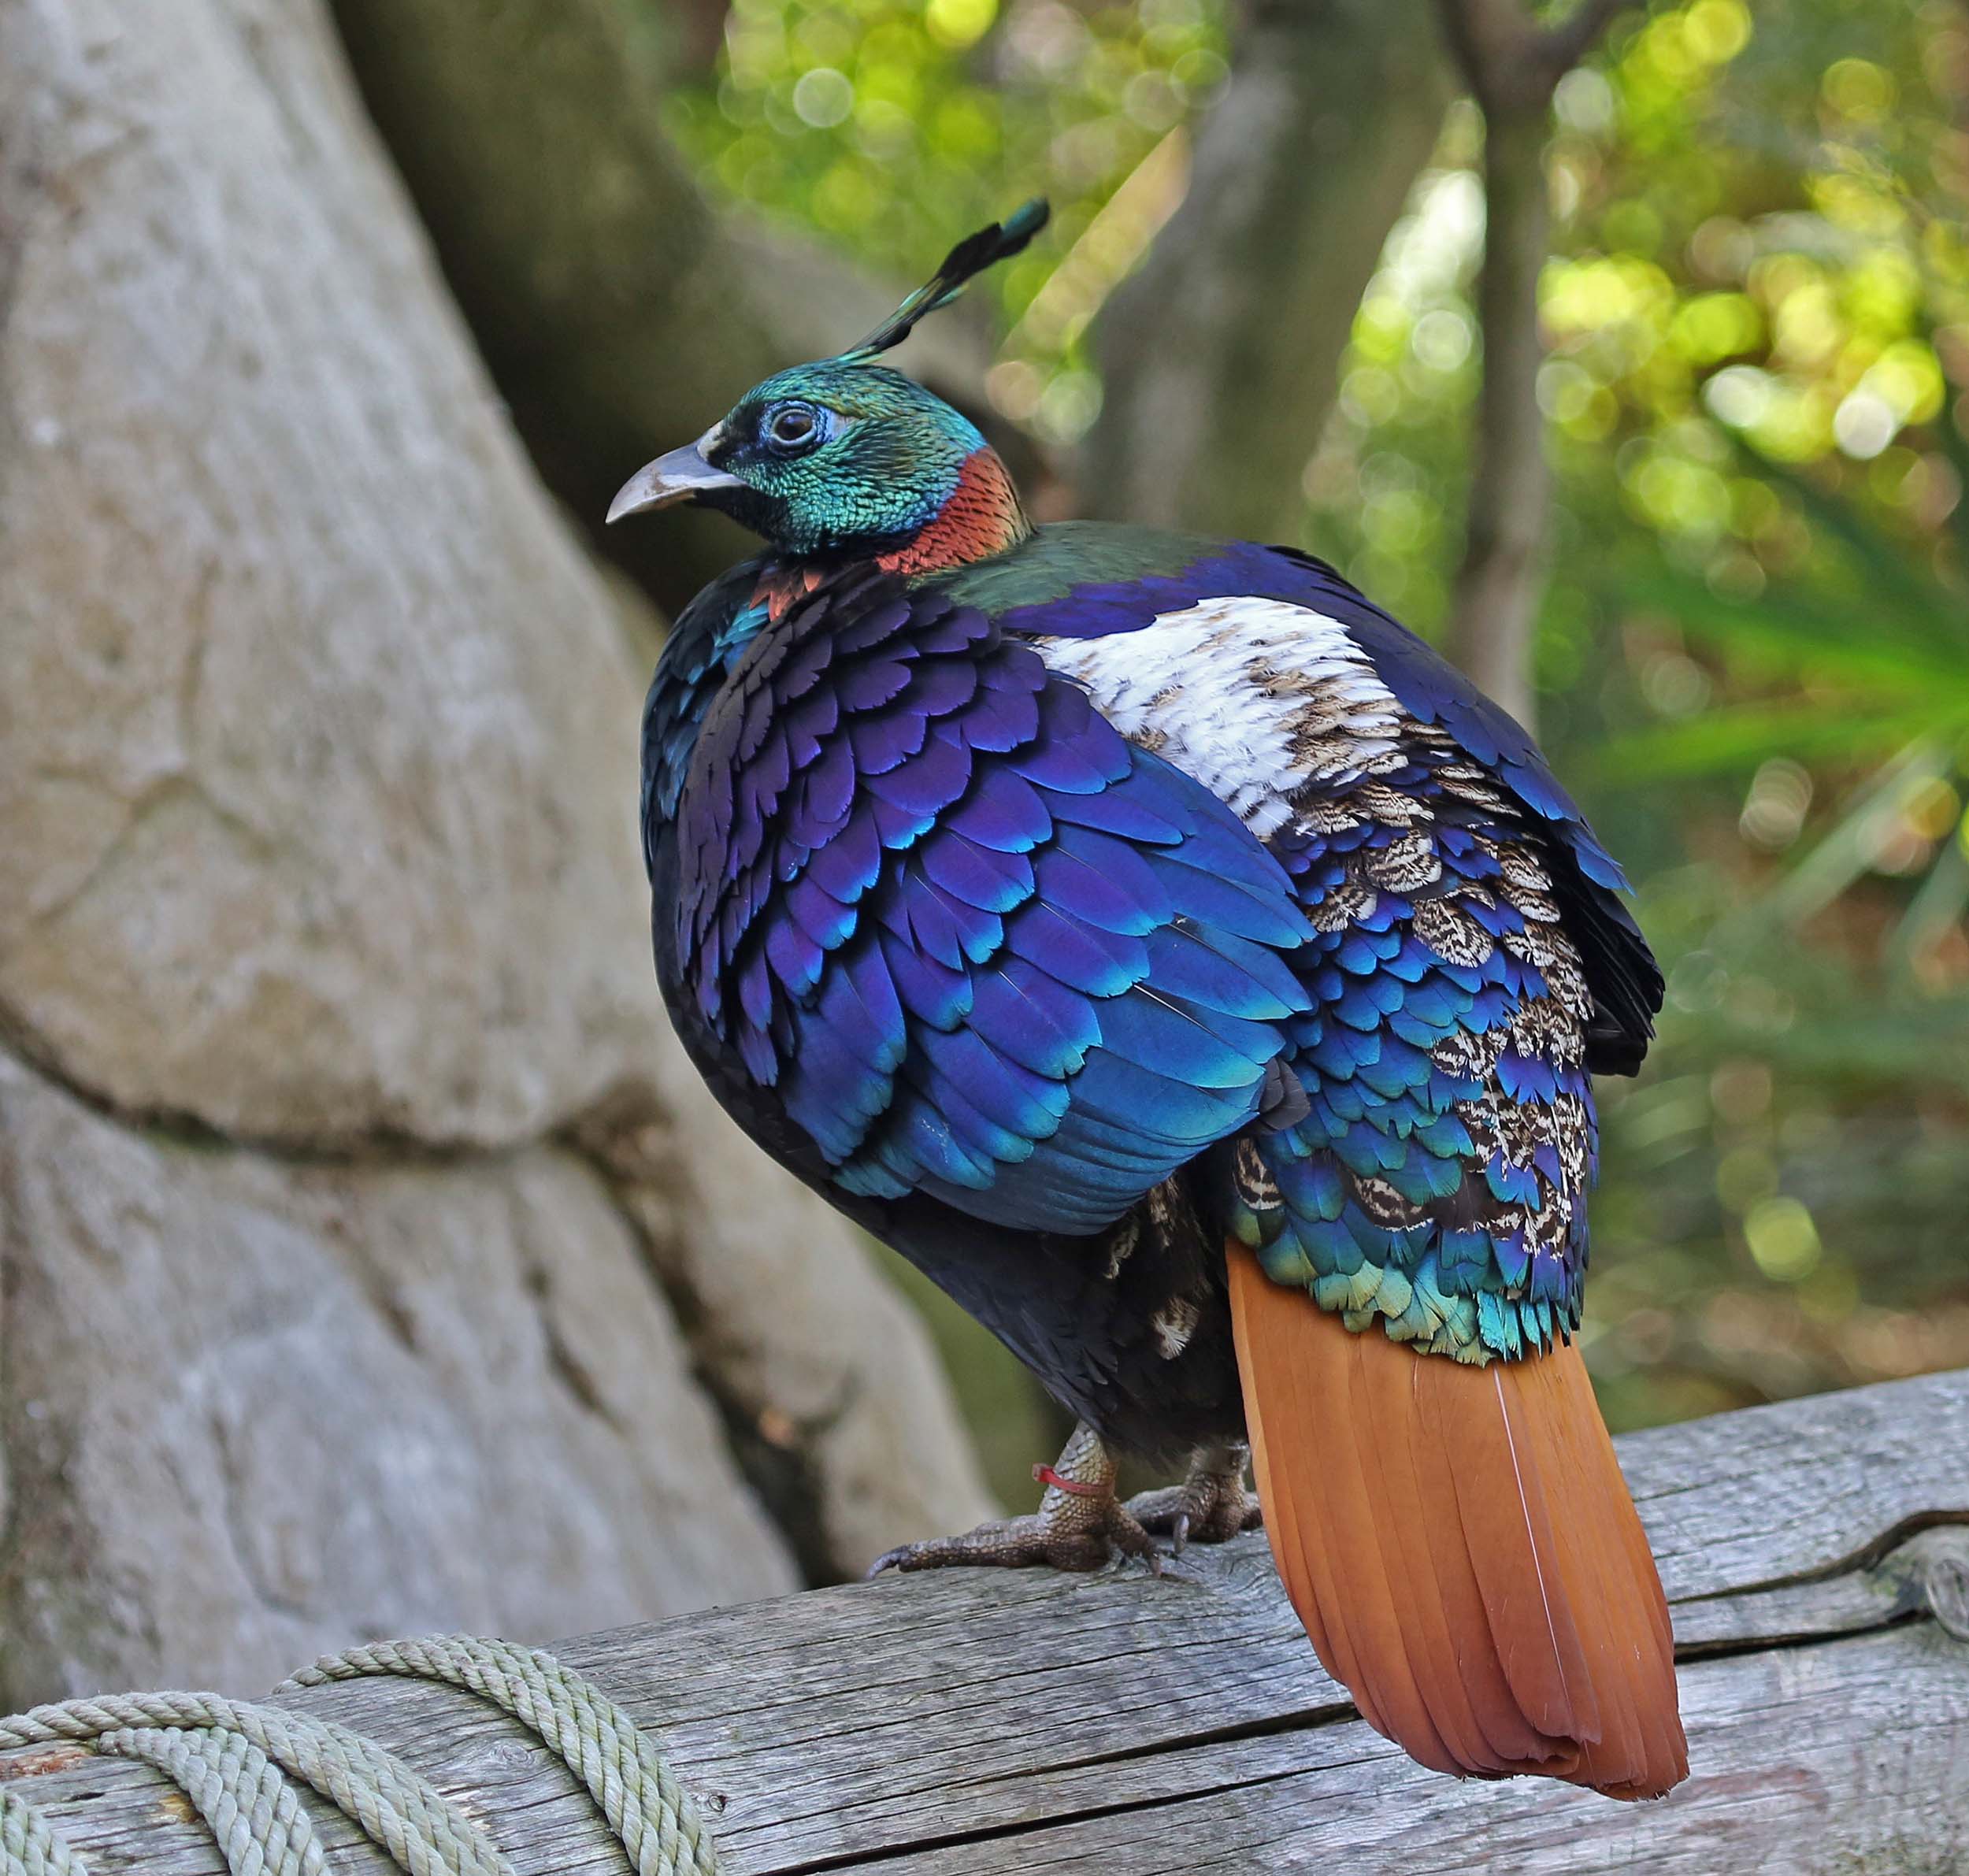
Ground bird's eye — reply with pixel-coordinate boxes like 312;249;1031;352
767;406;821;450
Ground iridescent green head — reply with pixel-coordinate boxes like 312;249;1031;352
621;361;992;557
609;202;1048;564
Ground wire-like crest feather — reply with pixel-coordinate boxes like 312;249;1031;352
834;199;1050;365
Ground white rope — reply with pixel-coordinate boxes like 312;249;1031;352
284;1637;717;1876
98;1726;328;1876
0;1636;717;1876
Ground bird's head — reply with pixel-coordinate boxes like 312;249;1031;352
608;202;1047;569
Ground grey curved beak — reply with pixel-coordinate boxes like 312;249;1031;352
606;439;743;524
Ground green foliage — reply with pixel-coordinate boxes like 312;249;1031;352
1294;0;1969;1425
1309;0;1969;615
665;0;1230;442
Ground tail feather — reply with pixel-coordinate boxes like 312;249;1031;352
1227;1245;1687;1799
1448;1359;1599;1742
1302;1328;1456;1770
1354;1325;1571;1775
1541;1358;1689;1797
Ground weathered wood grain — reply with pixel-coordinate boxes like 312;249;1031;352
6;1368;1967;1874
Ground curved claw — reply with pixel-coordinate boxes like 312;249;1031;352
1122;1443;1261;1552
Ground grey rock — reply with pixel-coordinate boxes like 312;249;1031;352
0;0;660;1148
0;0;992;1705
0;1049;795;1706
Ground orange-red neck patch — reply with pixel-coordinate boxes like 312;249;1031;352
876;449;1029;577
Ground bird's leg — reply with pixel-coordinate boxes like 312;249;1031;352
866;1422;1159;1576
1122;1441;1263;1555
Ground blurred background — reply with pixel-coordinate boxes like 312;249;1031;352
2;0;1964;1700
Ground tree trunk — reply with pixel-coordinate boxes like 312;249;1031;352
1432;0;1634;728
1085;0;1454;539
1439;104;1552;729
0;0;990;1707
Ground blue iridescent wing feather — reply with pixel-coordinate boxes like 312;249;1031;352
665;570;1315;1240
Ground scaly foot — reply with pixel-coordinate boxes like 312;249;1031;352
1122;1440;1262;1555
866;1431;1263;1578
868;1422;1158;1575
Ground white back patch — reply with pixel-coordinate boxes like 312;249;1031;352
1035;597;1405;837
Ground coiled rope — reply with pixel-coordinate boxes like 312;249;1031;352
0;1636;717;1876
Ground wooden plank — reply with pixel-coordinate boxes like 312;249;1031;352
840;1628;1969;1874
5;1367;1967;1874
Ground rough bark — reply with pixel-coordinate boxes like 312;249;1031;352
1433;0;1634;728
1085;0;1455;539
0;0;991;1705
324;0;1003;614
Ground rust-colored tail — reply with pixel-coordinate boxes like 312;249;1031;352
1226;1246;1687;1798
